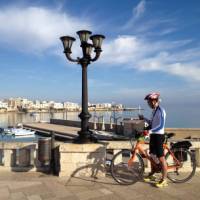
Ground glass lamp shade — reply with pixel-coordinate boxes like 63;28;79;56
85;44;93;56
90;35;105;49
60;36;76;51
77;30;92;43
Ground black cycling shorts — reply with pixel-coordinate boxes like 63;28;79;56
149;134;165;158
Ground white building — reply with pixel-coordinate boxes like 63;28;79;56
95;103;112;109
48;101;55;108
33;100;41;109
21;99;34;109
64;102;80;111
0;101;8;109
114;104;123;109
53;102;64;109
40;101;50;110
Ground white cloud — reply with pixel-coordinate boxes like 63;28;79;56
0;6;93;54
158;28;177;36
102;36;141;64
122;0;177;36
133;0;146;19
123;0;146;30
167;63;200;81
101;35;200;82
0;4;199;83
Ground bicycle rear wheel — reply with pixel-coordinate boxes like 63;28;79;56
111;150;144;185
165;148;196;183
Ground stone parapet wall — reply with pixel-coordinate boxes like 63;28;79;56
0;141;107;178
0;139;199;177
0;142;49;172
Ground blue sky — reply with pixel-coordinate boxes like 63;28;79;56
0;0;200;126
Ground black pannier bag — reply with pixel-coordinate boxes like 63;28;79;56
172;141;192;162
174;149;188;162
171;141;192;149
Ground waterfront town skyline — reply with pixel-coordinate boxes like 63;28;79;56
0;97;124;112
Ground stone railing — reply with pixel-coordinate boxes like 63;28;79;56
0;139;199;177
0;141;106;178
0;142;50;172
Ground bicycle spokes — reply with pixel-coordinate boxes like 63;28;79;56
111;150;145;185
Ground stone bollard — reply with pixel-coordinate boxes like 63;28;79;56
110;117;113;130
3;150;14;167
101;116;105;131
195;148;200;167
93;116;98;130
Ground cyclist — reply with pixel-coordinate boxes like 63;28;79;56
139;92;167;188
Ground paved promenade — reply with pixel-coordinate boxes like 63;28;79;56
0;171;199;200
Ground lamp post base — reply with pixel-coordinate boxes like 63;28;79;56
73;130;98;144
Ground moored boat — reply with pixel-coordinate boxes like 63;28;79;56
8;128;35;137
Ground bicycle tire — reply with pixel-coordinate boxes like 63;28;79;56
111;149;144;185
165;148;196;183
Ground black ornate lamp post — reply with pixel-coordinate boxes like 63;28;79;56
60;30;105;143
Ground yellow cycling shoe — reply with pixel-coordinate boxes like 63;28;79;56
155;179;168;188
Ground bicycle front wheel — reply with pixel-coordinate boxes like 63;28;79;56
111;150;144;185
165;148;196;183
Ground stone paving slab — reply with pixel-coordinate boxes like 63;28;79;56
0;186;10;200
0;171;199;200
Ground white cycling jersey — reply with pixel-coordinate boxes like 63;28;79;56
145;106;166;134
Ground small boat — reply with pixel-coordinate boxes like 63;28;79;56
3;128;12;135
13;134;35;138
10;128;35;137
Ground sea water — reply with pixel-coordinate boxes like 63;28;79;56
0;109;199;129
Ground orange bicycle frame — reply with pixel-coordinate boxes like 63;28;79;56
128;140;182;170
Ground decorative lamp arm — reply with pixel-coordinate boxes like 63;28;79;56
64;51;79;63
90;48;102;62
